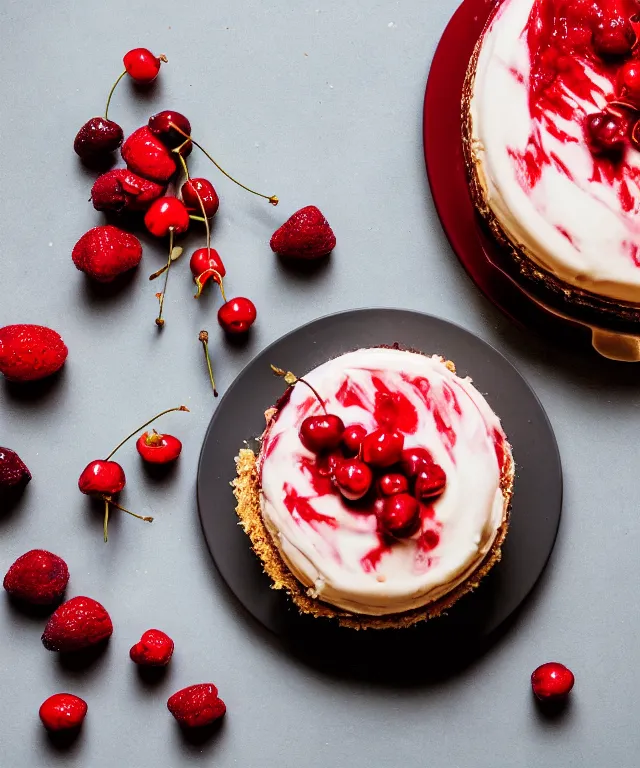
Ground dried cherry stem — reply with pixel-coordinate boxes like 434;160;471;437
105;405;190;460
108;498;154;522
103;498;110;543
101;495;153;543
105;70;127;120
155;228;175;327
199;331;218;397
169;121;278;205
270;366;328;414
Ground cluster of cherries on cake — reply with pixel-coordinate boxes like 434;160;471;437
283;373;447;540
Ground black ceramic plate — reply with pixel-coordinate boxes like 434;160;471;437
197;309;562;667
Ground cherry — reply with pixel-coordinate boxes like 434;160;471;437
190;248;226;298
593;17;636;58
379;493;420;538
316;452;343;477
78;460;126;496
136;430;182;464
123;48;166;83
378;473;409;497
148;110;192;150
144;197;190;237
333;459;373;501
531;663;575;701
361;429;405;468
617;60;640;103
342;424;367;456
584;111;629;156
414;464;447;501
74;117;123;160
299;414;345;453
39;693;87;732
218;297;257;334
400;447;434;478
182;178;219;218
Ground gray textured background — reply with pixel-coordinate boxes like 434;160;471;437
1;0;639;766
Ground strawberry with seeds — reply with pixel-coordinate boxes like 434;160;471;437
72;225;143;282
270;206;336;260
42;596;113;653
0;325;67;382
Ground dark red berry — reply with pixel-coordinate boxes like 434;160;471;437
342;424;367;456
299;414;345;453
42;596;113;652
379;493;420;538
144;197;190;237
0;447;31;492
217;297;257;334
361;429;405;468
91;169;165;213
190;248;226;297
130;628;174;666
414;464;447;501
123;48;164;83
400;447;434;478
78;460;126;496
593;17;636;58
167;684;226;728
148;110;192;149
74;117;123;160
316;452;343;477
333;459;373;501
3;550;69;605
378;473;409;497
135;431;182;464
617;60;640;102
584;111;629;156
182;178;219;217
39;694;87;732
531;663;575;701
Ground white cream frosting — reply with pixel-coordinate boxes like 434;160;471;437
470;0;640;303
259;348;511;617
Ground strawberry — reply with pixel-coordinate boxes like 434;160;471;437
39;694;88;731
42;596;113;652
0;447;31;492
91;169;165;212
129;628;174;666
270;205;336;260
121;126;177;183
3;550;69;605
0;325;68;382
167;684;226;728
72;225;143;283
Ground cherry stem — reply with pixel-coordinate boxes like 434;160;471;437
168;122;278;205
103;498;110;543
105;405;189;460
199;331;218;397
107;498;154;523
270;366;328;414
105;70;127;120
177;151;191;182
155;228;174;327
189;215;206;223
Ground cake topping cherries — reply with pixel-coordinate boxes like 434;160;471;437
333;459;373;501
584;110;630;157
361;429;405;468
379;493;421;539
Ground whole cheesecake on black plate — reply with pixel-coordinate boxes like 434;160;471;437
464;0;640;329
233;347;514;629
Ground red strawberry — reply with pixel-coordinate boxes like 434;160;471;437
121;126;177;183
167;684;226;728
42;596;113;652
0;325;68;382
39;693;87;731
0;447;31;492
130;628;174;666
270;205;336;260
91;169;165;213
3;550;69;605
72;225;143;283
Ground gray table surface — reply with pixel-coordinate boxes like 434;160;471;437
1;0;639;766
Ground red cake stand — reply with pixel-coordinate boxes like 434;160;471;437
424;0;640;362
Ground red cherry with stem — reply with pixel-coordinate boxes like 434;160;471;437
531;663;575;701
148;110;192;150
593;17;636;59
414;464;447;501
190;248;226;298
123;48;167;83
400;447;434;478
299;415;345;453
378;473;409;497
218;297;257;334
144;197;190;237
617;60;640;103
584;111;629;156
39;694;87;732
342;424;367;456
135;430;182;464
361;429;405;468
74;117;123;160
379;493;420;538
333;459;373;501
182;178;219;217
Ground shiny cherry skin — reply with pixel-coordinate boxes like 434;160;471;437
217;297;257;334
414;464;447;501
182;178;219;217
342;424;367;456
78;460;126;496
39;693;87;732
531;663;575;702
74;117;123;160
299;415;345;453
316;451;343;477
144;197;190;237
593;17;636;59
379;493;420;538
400;447;434;478
123;48;163;83
617;60;640;103
378;473;409;497
584;111;629;157
190;248;226;280
135;431;182;464
333;459;373;501
148;110;192;149
361;429;405;468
